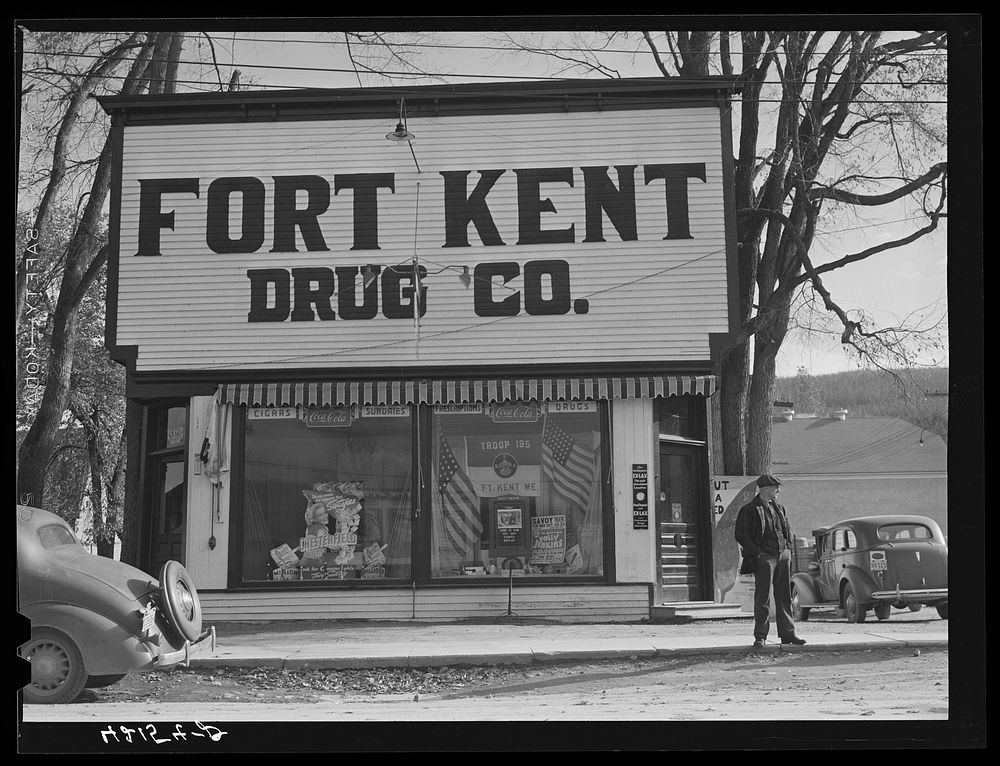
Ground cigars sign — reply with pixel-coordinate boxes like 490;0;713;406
112;104;730;370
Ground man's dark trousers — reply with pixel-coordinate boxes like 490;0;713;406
753;550;795;641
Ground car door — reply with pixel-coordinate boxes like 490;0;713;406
831;526;860;589
817;530;840;601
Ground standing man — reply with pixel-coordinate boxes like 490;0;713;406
734;474;806;648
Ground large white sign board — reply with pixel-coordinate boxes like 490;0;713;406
114;105;729;372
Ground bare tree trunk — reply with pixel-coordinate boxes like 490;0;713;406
164;35;184;94
16;34;160;507
16;33;143;331
82;408;115;558
676;31;715;76
103;422;128;559
119;31;185;567
746;295;792;473
120;399;145;567
719;349;748;475
17;150;112;506
17;32;184;518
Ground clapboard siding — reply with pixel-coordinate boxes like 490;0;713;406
198;584;650;623
115;106;729;372
612;399;658;584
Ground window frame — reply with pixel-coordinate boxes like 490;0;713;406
229;404;419;589
227;400;615;589
422;400;613;586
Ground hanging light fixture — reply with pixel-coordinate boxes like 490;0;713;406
385;98;421;173
385;98;415;141
458;265;471;288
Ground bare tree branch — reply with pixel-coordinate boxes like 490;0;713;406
835;113;902;140
810;162;946;205
719;31;733;77
663;32;684;75
199;32;225;91
875;31;947;57
344;32;363;87
642;31;672;76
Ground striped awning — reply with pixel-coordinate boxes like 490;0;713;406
219;375;716;408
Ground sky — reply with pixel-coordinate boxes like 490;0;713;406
198;30;950;378
20;27;951;378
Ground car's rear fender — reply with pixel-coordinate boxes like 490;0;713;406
839;567;879;607
20;603;157;677
790;573;821;605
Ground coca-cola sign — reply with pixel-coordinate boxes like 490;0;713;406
490;401;539;423
301;406;354;428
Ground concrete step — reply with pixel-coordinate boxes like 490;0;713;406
650;601;748;621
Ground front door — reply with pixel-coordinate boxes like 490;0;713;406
148;455;186;575
656;442;707;602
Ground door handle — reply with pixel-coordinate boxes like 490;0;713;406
673;533;683;548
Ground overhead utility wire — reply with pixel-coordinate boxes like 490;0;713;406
174;32;951;57
23;50;948;87
21;70;950;104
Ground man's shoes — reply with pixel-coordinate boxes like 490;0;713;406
753;639;766;649
780;635;807;645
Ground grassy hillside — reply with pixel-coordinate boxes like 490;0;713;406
774;367;949;439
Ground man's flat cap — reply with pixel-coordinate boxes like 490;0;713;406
757;474;782;487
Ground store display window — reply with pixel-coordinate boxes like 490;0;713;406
430;400;605;579
656;396;706;441
241;405;413;583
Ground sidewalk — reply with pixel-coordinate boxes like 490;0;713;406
190;616;948;671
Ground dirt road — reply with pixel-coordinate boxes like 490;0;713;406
22;644;947;722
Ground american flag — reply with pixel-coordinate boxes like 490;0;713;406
437;429;482;554
542;416;599;509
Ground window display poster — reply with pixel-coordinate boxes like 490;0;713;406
301;480;364;566
530;514;567;564
493;500;527;551
465;432;542;497
632;463;649;529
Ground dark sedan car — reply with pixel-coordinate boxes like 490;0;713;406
17;505;215;704
790;514;948;623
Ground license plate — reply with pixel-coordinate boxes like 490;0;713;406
140;603;157;635
870;558;887;571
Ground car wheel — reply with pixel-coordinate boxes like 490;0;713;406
159;560;203;643
84;673;127;689
21;628;88;704
908;603;923;613
874;603;892;621
791;584;811;622
843;583;867;623
935;603;949;620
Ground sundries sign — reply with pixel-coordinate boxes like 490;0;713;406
111;93;731;372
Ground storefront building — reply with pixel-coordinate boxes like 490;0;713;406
99;77;740;622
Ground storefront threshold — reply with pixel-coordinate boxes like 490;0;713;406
200;583;651;623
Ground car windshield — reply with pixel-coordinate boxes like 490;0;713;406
37;523;78;549
877;523;932;541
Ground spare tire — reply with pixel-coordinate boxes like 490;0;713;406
158;561;203;642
